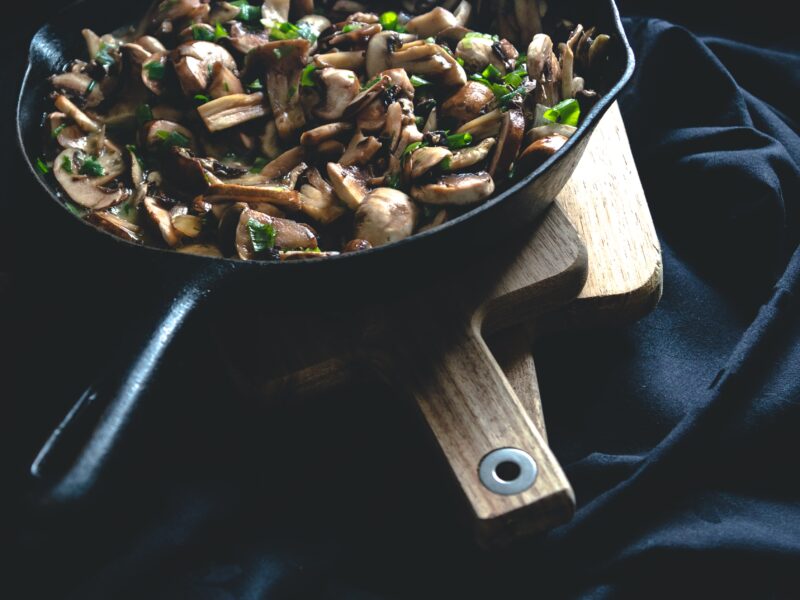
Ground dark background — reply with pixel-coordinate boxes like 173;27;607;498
2;1;799;598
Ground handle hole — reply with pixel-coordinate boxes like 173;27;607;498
494;460;521;482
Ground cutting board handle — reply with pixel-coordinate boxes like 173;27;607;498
373;303;575;546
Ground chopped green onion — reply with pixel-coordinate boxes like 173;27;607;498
214;22;229;40
456;56;465;67
543;98;581;126
247;218;277;254
410;75;432;88
341;23;364;33
86;79;97;94
270;21;317;42
156;129;191;148
379;11;398;30
250;157;269;173
415;116;425;129
463;31;499;42
481;64;503;82
361;76;381;91
402;141;425;160
51;123;67;139
60;154;73;173
424;36;435;44
144;61;165;80
35;157;49;174
300;64;317;87
516;54;527;68
247;79;263;91
499;85;529;109
446;132;472;149
136;103;154;125
192;24;215;41
194;94;210;104
231;0;260;23
79;156;105;177
503;67;527;88
469;73;509;98
386;172;401;189
94;44;115;68
440;157;452;171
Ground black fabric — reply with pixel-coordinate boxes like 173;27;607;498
4;4;800;599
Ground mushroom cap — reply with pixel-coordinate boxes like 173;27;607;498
488;108;525;178
441;81;497;124
314;68;361;121
327;162;369;210
354;188;418;247
406;7;459;38
365;31;400;78
518;134;568;172
411;172;495;205
409;145;452;179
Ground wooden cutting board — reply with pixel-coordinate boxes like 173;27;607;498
218;102;661;546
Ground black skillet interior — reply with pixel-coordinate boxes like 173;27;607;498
17;0;633;504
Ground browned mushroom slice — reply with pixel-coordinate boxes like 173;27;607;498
527;34;560;107
391;41;467;87
177;244;224;257
50;72;104;108
259;146;305;179
328;23;382;48
55;150;130;210
227;22;271;55
318;140;346;161
87;211;141;242
53;94;101;133
197;93;268;132
209;63;244;99
365;31;400;78
261;0;291;29
488;108;525;178
441;81;496;124
172;41;238;97
340;131;383;167
455;109;504;140
411;172;495;206
235;208;317;260
354;188;418;247
143;196;181;247
518;134;568;172
49;112;89;151
142;120;194;152
446;137;496;171
204;183;301;210
408;146;452;179
162;146;209;195
283;162;309;189
343;74;390;119
314;51;366;70
136;35;166;53
327;162;369;210
300;122;353;146
141;51;168;95
299;168;347;224
406;7;459;38
172;214;203;239
314;68;361;120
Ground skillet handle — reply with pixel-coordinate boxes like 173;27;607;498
373;304;574;548
29;266;227;507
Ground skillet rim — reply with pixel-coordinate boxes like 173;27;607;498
16;0;635;271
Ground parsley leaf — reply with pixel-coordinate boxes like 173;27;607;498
191;24;215;41
231;0;260;23
341;23;364;33
410;75;432;88
247;218;277;254
143;61;165;80
446;132;472;149
51;123;67;139
79;156;105;177
300;64;317;87
156;130;191;148
35;157;49;174
61;154;73;173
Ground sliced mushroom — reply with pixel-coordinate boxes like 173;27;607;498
411;172;495;205
488;108;525;178
525;123;577;143
391;41;467;88
527;34;560;106
172;214;203;239
446;137;496;171
49;112;88;151
280;250;339;261
299;168;347;224
354;188;418;247
313;68;361;121
441;81;496;124
455;35;514;74
87;211;141;243
406;7;458;38
55;148;130;209
455;109;504;140
209;63;244;99
408;145;452;179
177;244;224;257
365;31;400;78
142;120;195;153
340;131;382;167
50;72;104;108
172;41;238;97
141;51;168;96
300;122;353;146
236;208;317;260
261;0;291;29
328;22;382;48
259;146;305;179
381;67;415;99
517;133;568;172
144;196;181;247
197;93;269;132
260;120;283;159
327;162;369;209
314;51;366;70
53;94;100;133
204;182;301;210
227;21;271;55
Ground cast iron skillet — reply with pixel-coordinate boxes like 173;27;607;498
18;0;634;507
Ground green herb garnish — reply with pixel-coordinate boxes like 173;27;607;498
361;76;381;91
144;61;165;80
79;156;105;177
61;154;73;173
247;218;277;254
440;157;452;171
192;24;215;41
498;85;529;109
194;94;210;104
379;11;398;30
446;132;472;149
415;116;425;129
456;57;465;67
410;75;432;88
463;31;499;42
214;22;229;39
86;79;97;94
64;201;85;217
481;64;503;82
250;157;269;173
270;21;318;42
51;123;67;139
35;157;49;174
543;98;581;126
136;103;154;126
248;78;263;91
341;23;364;33
386;172;401;189
288;85;297;99
503;67;527;88
300;64;317;87
402;141;425;161
231;0;260;23
470;73;509;98
156;129;190;148
94;43;115;68
126;144;146;171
